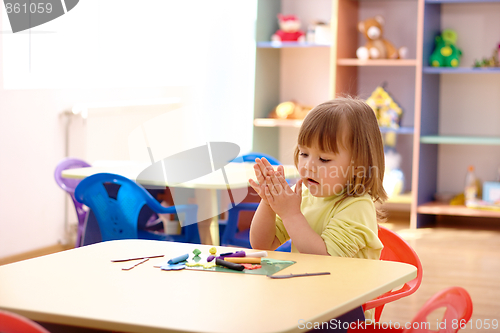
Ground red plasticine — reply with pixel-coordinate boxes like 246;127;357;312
242;264;262;270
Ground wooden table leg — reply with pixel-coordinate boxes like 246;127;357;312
195;189;219;245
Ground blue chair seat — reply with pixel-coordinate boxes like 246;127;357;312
75;173;200;244
220;202;258;248
276;239;291;252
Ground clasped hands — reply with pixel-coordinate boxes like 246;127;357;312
248;157;303;219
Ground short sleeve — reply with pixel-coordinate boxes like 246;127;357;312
275;214;289;245
321;198;383;259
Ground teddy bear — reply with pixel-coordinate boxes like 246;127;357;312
429;29;462;67
356;16;407;60
271;14;305;42
268;101;312;120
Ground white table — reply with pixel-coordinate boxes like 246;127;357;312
62;162;300;245
0;240;417;333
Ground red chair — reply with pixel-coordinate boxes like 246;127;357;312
0;310;50;333
363;225;423;322
349;286;473;333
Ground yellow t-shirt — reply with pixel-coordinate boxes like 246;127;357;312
274;187;383;259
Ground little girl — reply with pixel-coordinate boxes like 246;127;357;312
249;96;387;259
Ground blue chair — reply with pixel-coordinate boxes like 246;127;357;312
220;153;281;248
236;153;280;165
75;173;200;244
276;239;291;252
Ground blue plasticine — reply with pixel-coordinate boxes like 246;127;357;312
168;253;189;264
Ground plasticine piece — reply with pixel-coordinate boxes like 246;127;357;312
193;249;202;256
168;253;189;264
225;257;261;264
161;263;186;271
209;247;217;255
186;261;216;269
207;255;215;262
186;262;204;267
261;258;295;265
246;251;268;258
218;251;245;259
215;258;245;271
241;264;262;270
202;262;216;269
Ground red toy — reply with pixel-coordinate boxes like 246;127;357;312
271;14;305;42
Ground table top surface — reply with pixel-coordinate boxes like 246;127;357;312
0;240;417;333
61;161;300;190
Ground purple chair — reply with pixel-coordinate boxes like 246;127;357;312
54;158;91;247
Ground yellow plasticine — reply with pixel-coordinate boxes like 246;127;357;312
203;262;216;269
185;262;204;267
185;262;216;269
209;247;217;255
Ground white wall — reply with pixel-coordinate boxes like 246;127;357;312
0;0;257;258
0;83;189;257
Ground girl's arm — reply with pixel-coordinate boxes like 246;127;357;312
265;171;328;255
280;214;328;255
249;201;281;250
248;158;283;250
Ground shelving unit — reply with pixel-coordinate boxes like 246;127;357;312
253;0;333;163
415;0;500;226
331;0;420;217
252;0;500;228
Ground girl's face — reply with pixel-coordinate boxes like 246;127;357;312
297;143;352;197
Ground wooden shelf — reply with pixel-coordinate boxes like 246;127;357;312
253;118;303;128
417;202;500;218
382;192;413;212
256;41;330;49
337;59;417;67
423;67;500;74
254;119;415;135
420;135;500;145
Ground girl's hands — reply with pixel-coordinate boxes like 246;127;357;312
249;158;284;205
264;170;303;220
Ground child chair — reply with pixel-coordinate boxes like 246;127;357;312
219;153;281;248
74;173;200;243
348;286;473;332
405;286;473;333
0;310;50;333
276;239;292;252
363;225;423;322
54;158;91;247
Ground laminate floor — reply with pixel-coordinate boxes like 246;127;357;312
380;214;500;332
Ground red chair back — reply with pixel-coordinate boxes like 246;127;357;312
349;287;472;333
0;310;50;333
404;286;472;333
363;225;423;321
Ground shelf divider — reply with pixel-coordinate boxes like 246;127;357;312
420;135;500;145
423;67;500;74
337;59;418;67
417;202;500;218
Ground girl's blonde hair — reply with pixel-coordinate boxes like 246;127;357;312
293;96;388;220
